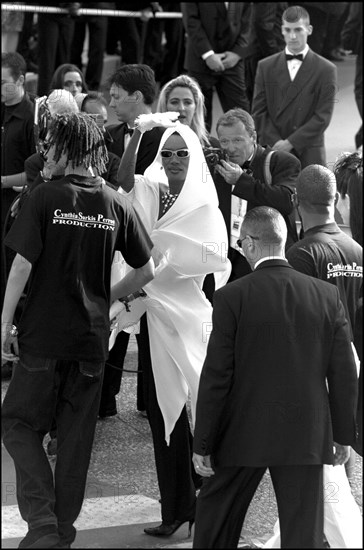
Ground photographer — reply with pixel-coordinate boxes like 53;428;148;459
212;108;300;280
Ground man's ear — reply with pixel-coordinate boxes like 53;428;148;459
307;24;313;36
134;90;144;104
18;75;25;87
334;191;340;205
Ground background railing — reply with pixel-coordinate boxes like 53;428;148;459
1;4;182;18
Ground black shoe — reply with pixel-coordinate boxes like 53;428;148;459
144;518;194;537
98;407;117;418
18;525;60;548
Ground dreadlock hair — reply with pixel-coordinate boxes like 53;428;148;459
47;112;108;174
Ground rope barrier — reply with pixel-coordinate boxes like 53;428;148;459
1;4;182;18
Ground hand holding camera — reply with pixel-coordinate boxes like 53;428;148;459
215;159;243;185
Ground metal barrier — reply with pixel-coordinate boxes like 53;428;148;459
1;4;182;18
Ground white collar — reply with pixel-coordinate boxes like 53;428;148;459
254;256;287;270
285;44;309;59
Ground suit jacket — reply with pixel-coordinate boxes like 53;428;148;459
105;123;164;175
213;144;300;279
194;259;358;467
252;49;337;157
181;2;253;74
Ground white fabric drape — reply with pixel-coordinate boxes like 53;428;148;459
262;464;363;549
120;123;231;443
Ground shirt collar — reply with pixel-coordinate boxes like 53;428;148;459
285;44;309;59
5;92;32;119
304;222;340;236
254;256;287;270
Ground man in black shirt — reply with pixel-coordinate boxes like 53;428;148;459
1;52;35;307
287;163;362;491
1;112;154;549
287;164;362;338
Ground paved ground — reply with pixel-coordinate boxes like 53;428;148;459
2;54;362;548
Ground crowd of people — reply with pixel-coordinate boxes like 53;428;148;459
1;3;363;550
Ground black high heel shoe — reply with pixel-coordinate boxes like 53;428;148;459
144;518;194;537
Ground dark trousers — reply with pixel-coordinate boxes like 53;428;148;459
189;61;250;132
193;464;324;548
70;16;108;90
143;10;185;85
354;49;362;148
107;17;145;64
2;351;103;545
99;330;144;415
293;146;326;169
139;314;198;524
37;14;75;95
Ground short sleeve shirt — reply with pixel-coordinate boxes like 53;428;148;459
286;223;363;336
5;175;153;361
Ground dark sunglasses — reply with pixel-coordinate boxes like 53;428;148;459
160;149;190;158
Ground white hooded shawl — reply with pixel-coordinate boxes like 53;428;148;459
120;123;231;443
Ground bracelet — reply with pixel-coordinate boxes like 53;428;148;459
9;325;18;337
118;289;147;312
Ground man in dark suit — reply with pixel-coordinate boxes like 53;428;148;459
192;206;358;549
213;108;300;281
252;5;337;167
101;64;164;417
106;63;163;175
181;2;252;131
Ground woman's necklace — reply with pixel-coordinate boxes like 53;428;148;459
160;190;179;215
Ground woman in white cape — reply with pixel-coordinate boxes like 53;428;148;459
113;114;231;537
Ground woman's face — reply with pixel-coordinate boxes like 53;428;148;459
161;134;190;185
166;87;196;127
63;71;83;96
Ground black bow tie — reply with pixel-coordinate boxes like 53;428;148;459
124;126;134;136
242;160;251;170
286;53;304;61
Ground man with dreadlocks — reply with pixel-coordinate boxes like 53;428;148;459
1;112;155;549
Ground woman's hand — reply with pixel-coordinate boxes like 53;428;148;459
135;112;180;134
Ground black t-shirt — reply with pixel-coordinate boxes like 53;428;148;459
5;175;153;361
286;223;363;337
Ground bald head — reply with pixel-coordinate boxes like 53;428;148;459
47;89;79;116
242;207;287;245
239;207;287;267
296;165;337;211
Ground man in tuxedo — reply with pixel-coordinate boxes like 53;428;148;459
252;5;337;167
192;206;358;549
181;2;252;131
106;63;163;175
213;108;300;281
100;64;164;418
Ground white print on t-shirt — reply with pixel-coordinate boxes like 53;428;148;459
327;262;363;279
52;209;116;231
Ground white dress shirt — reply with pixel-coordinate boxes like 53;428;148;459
285;45;309;81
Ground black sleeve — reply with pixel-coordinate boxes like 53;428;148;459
193;289;237;455
103;152;120;189
233;152;300;215
286;244;317;277
114;198;153;269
